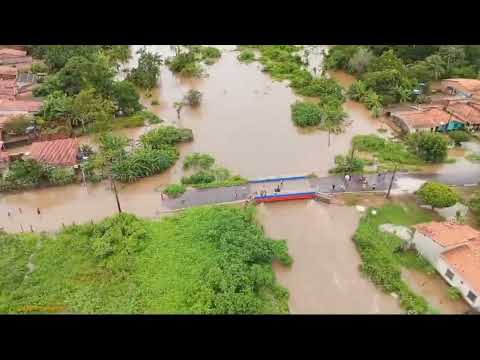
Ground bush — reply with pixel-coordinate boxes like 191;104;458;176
200;47;221;60
140;126;193;148
2;114;33;136
184;89;202;107
406;132;448;163
31;62;49;74
238;50;255;63
5;159;44;188
448;130;470;146
181;170;216;185
448;287;463;301
45;166;76;185
98;133;129;161
112;115;145;129
329;155;365;174
164;183;186;198
291;101;322;127
417;182;460;209
111;146;179;183
183;153;215;170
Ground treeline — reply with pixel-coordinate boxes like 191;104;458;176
325;45;480;116
26;45;162;134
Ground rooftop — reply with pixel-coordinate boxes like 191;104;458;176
391;107;452;129
0;66;18;77
0;48;27;57
441;239;480;294
0;99;42;113
446;101;480;125
444;78;480;92
414;221;480;247
29;138;79;166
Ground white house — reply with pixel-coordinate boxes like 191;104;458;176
412;221;480;311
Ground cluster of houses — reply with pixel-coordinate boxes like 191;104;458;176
410;221;480;311
389;79;480;134
0;46;62;171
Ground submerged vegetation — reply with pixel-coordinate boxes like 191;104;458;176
240;45;347;130
354;204;438;314
167;46;221;77
0;207;291;314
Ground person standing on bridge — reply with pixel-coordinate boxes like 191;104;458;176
332;184;336;192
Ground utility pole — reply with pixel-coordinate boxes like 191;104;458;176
386;164;398;199
110;176;122;213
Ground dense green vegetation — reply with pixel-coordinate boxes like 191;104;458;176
0;159;76;192
29;45;154;137
183;153;215;170
127;47;163;91
326;45;480;114
417;182;460;209
354;204;438;314
333;133;449;174
238;49;256;63
405;132;449;163
183;89;202;107
83;126;193;184
0;207;291;314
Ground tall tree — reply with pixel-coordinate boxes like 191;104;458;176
128;48;163;90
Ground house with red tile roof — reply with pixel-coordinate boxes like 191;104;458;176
390;107;453;134
0;80;18;100
445;100;480;130
0;66;18;80
0;98;42;116
412;221;480;310
27;138;79;167
0;48;32;66
441;78;480;102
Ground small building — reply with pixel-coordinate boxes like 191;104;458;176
0;80;18;100
28;138;79;167
445;100;480;131
0;66;18;81
441;78;480;101
390;107;456;134
0;48;32;67
412;221;480;311
0;98;42;116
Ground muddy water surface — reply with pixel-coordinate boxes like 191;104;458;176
1;46;388;233
257;200;402;314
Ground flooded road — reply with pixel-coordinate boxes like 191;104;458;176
1;45;387;232
257;200;402;314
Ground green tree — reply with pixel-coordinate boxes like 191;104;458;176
417;182;459;209
42;91;74;121
52;55;115;96
110;80;142;115
140;126;194;148
347;47;375;74
70;89;116;130
40;45;102;72
128;48;163;90
439;46;466;75
406;132;448;163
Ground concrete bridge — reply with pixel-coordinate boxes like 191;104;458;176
161;170;480;211
162;173;395;210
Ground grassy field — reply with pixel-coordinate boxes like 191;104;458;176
354;202;442;314
0;206;291;314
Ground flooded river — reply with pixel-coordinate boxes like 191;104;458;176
1;45;387;232
0;46;468;313
258;200;402;313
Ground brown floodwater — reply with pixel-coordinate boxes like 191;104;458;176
1;45;388;233
257;200;403;314
0;46;459;314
